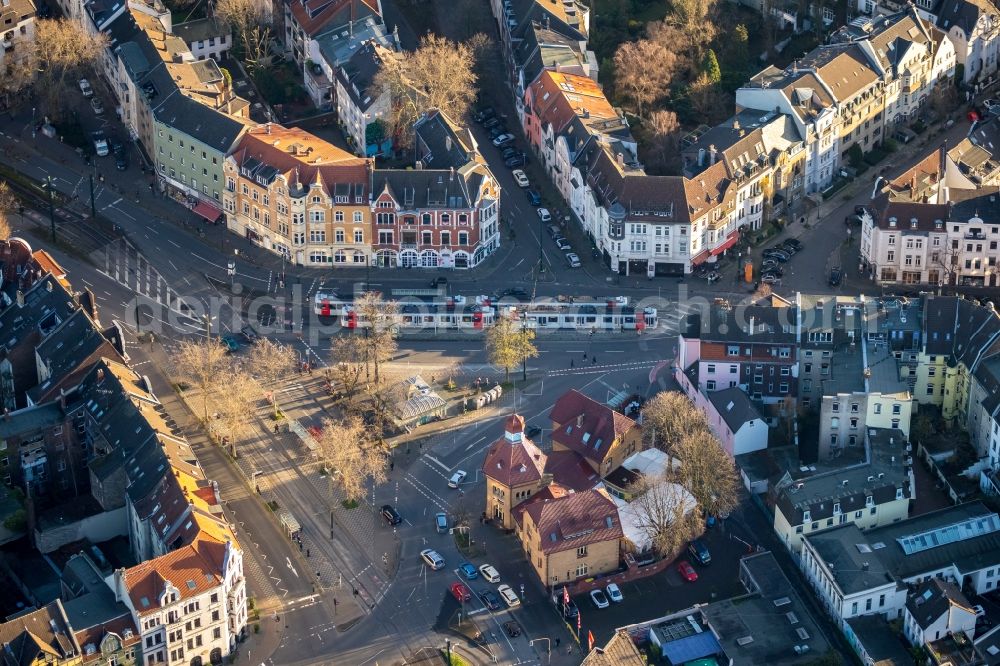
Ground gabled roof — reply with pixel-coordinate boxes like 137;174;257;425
922;296;1000;369
707;387;763;433
934;0;991;38
28;309;121;404
121;536;230;615
549;389;637;465
586;143;690;224
798;43;880;103
581;630;646;666
521;487;622;554
906;578;973;630
528;70;618;138
152;89;247;153
287;0;380;39
372;165;488;211
0;601;80;666
334;40;391;112
414;109;478;170
515;21;587;87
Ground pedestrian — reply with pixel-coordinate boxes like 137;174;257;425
583;351;587;359
570;359;574;367
592;356;597;364
555;638;561;648
274;424;279;434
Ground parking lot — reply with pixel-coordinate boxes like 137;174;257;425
567;520;758;645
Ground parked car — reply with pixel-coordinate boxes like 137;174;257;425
429;276;448;287
762;250;790;262
420;548;446;570
761;273;782;285
501;146;518;160
505;154;526;168
499;287;528;298
483;117;501;129
565;252;581;268
497;584;520;607
526;189;542;206
705;271;720;283
525;425;541;439
829;267;843;286
381;504;402;525
761;265;784;277
512;169;530;187
492;133;515;147
782;237;803;249
537;208;552;223
489;125;508;139
478;564;501;583
606;583;623;603
547;224;561;237
474;108;496;123
448;470;467;488
79;78;93;97
450;582;473;603
676;560;699;582
90;97;105;115
555;237;571;251
688;539;711;565
114;148;128;172
590;589;610;609
761;260;781;272
435;512;449;533
478;589;503;611
220;335;240;353
778;242;797;254
93;133;109;157
459;562;479;580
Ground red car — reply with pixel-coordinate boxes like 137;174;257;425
676;560;699;582
450;582;472;603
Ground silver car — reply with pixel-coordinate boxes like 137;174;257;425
565;252;581;268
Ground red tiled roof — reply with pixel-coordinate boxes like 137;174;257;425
482;433;546;488
511;485;570;525
544;450;600;491
288;0;380;37
505;413;525;434
549;390;637;464
122;537;229;615
522;488;622;554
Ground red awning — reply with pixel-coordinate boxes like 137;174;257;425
710;232;740;256
192;200;222;222
691;249;711;266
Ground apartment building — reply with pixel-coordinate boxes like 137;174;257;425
799;502;1000;631
677;303;799;407
931;0;1000;85
772;427;913;552
224;124;372;266
304;14;396;113
284;0;381;67
511;20;595;108
0;0;37;76
548;389;641;477
111;536;246;666
491;0;590;88
172;18;231;61
676;385;767;457
333;40;393;156
370;131;500;269
0;600;82;665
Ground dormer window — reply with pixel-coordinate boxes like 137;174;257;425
910;218;918;229
889;217;897;227
802;510;811;523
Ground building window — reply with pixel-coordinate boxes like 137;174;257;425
354;229;364;243
575;564;588;578
354;211;363;222
707;380;717;390
309;230;326;243
576;545;587;558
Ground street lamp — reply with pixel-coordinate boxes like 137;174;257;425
42;176;56;243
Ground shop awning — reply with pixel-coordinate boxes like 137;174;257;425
710;232;740;256
691;249;711;266
192;200;222;222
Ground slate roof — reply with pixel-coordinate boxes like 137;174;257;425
414;109;478;170
580;630;646;666
806;502;1000;595
334;40;390;112
846;615;914;665
0;601;80;666
520;487;622;554
515;22;587;88
549;389;637;465
172;17;229;44
707;387;762;433
906;578;973;630
28;309;121;404
922;296;1000;369
152;89;246;154
951;189;1000;225
934;0;991;38
372;166;487;210
585;144;690;224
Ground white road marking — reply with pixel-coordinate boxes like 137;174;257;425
422;455;450;473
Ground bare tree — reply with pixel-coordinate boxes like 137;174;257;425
485;316;538;383
930;244;962;287
329;335;366;403
211;369;262;457
0;182;15;240
315;415;389;502
33;19;108;119
613;40;675;117
0;56;37;112
626;470;702;557
373;34;482;149
642;109;682;175
215;0;273;71
687;72;728;124
671;0;719;42
173;338;231;422
672;429;740;519
247;338;297;416
363;367;409;445
640;391;710;451
354;292;399;384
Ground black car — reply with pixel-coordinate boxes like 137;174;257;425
762;250;790;262
483;117;501;129
429;277;448;287
380;504;402;525
505;154;526;168
474;108;496;123
489;125;508;140
760;265;784;277
829;267;843;286
551;592;579;619
501;146;518;160
114;151;128;171
783;238;803;250
526;425;541;439
499;287;529;298
495;137;515;149
478;589;503;611
526;189;542;206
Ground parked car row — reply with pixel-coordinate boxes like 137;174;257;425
759;237;803;285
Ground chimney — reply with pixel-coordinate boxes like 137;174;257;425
449;166;455;182
59;388;67;411
15;290;23;307
733;119;740;131
265;124;271;135
576;414;584;428
616;152;624;167
709;145;717;165
698;148;706;167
